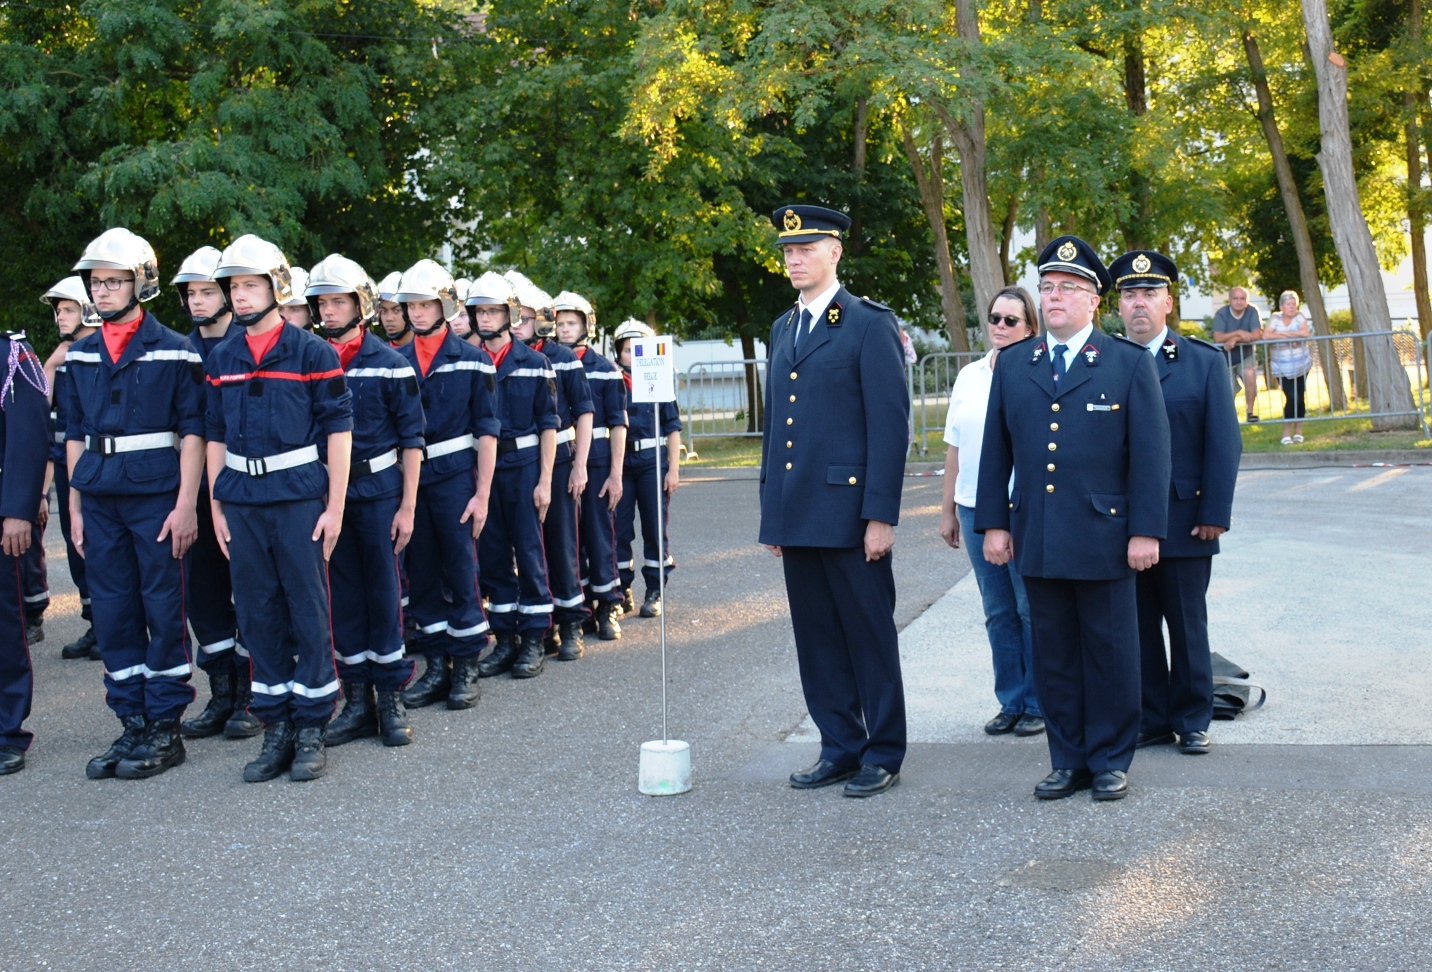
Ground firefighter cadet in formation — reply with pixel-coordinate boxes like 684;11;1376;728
0;323;56;775
206;235;354;783
41;277;100;661
377;272;412;348
613;319;681;619
557;293;627;642
65;228;205;781
169;246;262;742
305;255;425;748
521;286;594;660
977;236;1171;802
394;260;499;711
1108;250;1241;757
449;278;474;341
471;275;560;679
278;267;312;330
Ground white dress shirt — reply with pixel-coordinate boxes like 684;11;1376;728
1046;322;1095;371
796;279;842;339
942;350;996;507
1139;325;1169;355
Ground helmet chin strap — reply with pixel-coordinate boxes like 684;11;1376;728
98;295;140;323
316;316;360;341
189;309;230;329
477;325;510;342
522;333;542;348
235;301;279;330
405;305;446;338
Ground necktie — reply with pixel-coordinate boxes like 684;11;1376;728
1050;343;1066;383
795;308;812;350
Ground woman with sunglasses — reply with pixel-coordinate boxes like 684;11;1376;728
938;287;1044;739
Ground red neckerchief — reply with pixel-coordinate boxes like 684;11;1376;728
101;312;143;363
532;338;545;352
622;370;632;392
574;346;587;360
414;329;447;377
245;323;284;365
488;339;513;371
334;335;363;370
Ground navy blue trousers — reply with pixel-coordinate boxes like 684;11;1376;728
408;471;488;658
1137;556;1215;736
225;499;338;728
189;482;244;675
1023;575;1141;773
0;551;33;750
21;521;47;625
782;546;906;774
616;459;673;592
480;461;553;634
579;460;621;603
84;491;194;720
331;494;414;689
53;463;90;621
543;459;587;623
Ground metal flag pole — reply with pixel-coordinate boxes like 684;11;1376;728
653;402;667;744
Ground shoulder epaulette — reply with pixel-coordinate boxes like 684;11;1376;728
1184;335;1223;352
860;295;893;312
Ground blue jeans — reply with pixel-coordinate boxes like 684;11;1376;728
957;504;1040;717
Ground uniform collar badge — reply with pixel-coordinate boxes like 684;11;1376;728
1081;343;1100;366
826;303;842;325
1031;342;1046;363
1162;337;1178;360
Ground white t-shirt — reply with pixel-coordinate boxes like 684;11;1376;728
942;351;997;508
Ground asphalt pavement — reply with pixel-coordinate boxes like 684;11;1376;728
2;463;1430;971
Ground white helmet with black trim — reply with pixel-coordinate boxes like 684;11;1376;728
612;318;655;346
171;245;227;326
504;271;557;341
395;259;460;336
41;275;102;338
552;290;596;347
305;253;378;341
281;268;309;308
377;271;402;303
465;271;521;340
212;234;294;329
73;228;161;320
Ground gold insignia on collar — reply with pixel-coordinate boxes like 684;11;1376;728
827;305;841;323
1132;254;1151;273
1057;241;1077;261
783;209;802;232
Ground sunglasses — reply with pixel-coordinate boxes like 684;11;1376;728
987;313;1027;328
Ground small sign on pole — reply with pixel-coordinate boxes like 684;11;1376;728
629;337;676;404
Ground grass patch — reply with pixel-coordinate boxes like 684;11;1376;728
681;435;764;468
1240;415;1431;452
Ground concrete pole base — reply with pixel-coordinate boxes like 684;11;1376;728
638;739;692;796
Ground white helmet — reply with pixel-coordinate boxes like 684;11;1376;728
171;245;228;326
213;234;294;327
552;290;596;346
73;228;161;318
395;259;460;334
612;318;656;345
40;276;102;334
281;268;309;307
305;254;378;339
465;271;522;338
377;271;402;303
504;271;556;339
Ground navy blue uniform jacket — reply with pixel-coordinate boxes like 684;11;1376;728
490;339;559;469
535;340;594;463
577;348;627;464
395;329;500;487
1;334;53;521
321;332;426;503
64;312;205;496
758;287;909;548
1138;332;1241;558
975;329;1171;580
624;392;680;471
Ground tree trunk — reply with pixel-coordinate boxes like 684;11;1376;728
1302;0;1418;428
1120;29;1153;252
853;95;869;176
999;189;1019;285
1407;0;1432;340
901;123;970;351
740;330;762;433
1244;29;1345;410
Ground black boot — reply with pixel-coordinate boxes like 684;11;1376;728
116;719;186;779
62;625;98;660
327;682;378;746
290;726;327;781
243;721;296;782
376;689;413;747
596;600;622;641
557;621;584;661
640;587;662;618
403;653;450;708
447;655;483;709
582;608;599;635
512;631;546;679
478;632;520;678
181;666;235;738
86;715;147;780
25;620;43;645
619;588;635;617
543;628;561;655
224;675;263;739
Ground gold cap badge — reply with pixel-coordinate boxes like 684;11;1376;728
1057;241;1077;261
1132;253;1151;273
783;209;801;232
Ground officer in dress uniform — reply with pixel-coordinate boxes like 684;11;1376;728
306;255;425;749
613;320;681;620
519;285;594;660
40;277;99;661
0;327;56;775
473;276;560;680
170;246;263;742
976;236;1171;801
759;204;910;798
562;302;628;643
66;229;206;781
1108;250;1241;757
206;235;354;782
393;260;499;711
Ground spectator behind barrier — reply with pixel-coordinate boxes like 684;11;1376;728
1267;290;1312;444
1212;287;1263;423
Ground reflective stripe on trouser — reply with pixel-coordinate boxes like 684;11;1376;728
85;491;195;720
225;498;339;728
21;519;47;622
53;463;90;620
616;460;674;592
479;461;554;634
189;481;244;675
0;554;34;750
542;459;587;623
407;470;488;658
330;493;414;690
579;460;622;603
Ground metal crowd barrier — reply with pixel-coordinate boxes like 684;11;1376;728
911;351;986;455
679;359;768;440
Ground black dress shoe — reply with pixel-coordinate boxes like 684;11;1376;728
1013;714;1046;737
788;759;858;789
0;746;24;775
1034;768;1092;800
843;765;899;798
1092;770;1129;800
984;711;1020;735
1178;730;1211;755
1135;730;1175;748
